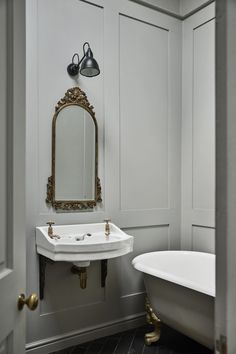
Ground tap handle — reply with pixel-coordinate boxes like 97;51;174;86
46;221;55;227
104;219;111;224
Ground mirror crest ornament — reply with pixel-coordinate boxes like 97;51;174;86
46;87;102;210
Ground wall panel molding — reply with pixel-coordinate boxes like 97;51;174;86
181;3;215;251
119;14;169;211
129;0;215;20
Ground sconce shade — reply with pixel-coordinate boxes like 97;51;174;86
80;48;100;77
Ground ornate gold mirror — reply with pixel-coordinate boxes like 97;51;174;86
46;87;102;210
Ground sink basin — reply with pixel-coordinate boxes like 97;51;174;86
36;222;133;265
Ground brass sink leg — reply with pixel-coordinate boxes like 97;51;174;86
145;297;161;345
71;266;87;289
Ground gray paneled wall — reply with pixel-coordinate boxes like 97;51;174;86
25;0;181;352
181;3;215;252
26;0;215;351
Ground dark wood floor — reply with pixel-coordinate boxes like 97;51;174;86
51;324;214;354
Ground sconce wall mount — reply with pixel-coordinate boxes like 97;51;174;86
67;42;100;78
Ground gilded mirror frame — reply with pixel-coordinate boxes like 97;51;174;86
46;87;102;210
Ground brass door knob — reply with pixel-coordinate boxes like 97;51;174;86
18;293;38;311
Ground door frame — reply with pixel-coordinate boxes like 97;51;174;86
0;0;26;352
215;0;236;353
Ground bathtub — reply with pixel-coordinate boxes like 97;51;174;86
132;251;215;349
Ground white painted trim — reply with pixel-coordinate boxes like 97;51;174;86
26;313;145;354
215;0;236;352
130;0;215;20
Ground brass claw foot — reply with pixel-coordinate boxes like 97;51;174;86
145;298;161;346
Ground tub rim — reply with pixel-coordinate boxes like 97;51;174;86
132;250;215;297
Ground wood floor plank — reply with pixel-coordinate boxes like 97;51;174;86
83;338;106;353
114;330;135;354
128;329;146;354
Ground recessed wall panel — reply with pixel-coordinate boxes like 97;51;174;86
37;0;104;213
40;261;105;314
192;19;215;210
192;225;215;253
120;225;169;297
119;15;169;210
181;5;215;250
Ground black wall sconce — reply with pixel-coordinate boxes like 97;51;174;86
67;42;100;78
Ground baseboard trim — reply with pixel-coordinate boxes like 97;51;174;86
26;313;146;354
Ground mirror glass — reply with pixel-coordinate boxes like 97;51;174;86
55;105;96;201
46;87;102;210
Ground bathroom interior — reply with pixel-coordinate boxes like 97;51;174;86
2;0;234;353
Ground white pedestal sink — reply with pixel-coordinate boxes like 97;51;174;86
36;222;133;266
